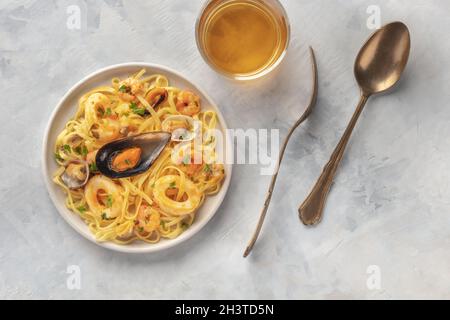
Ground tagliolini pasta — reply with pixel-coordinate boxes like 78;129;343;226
53;69;225;244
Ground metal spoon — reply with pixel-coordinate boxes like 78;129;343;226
244;47;319;257
298;22;411;225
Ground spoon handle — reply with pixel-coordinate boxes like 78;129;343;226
298;94;369;225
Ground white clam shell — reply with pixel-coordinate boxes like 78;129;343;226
161;115;200;142
61;160;90;189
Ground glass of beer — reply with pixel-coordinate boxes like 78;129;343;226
196;0;290;81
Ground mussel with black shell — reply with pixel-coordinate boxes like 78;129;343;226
96;132;171;179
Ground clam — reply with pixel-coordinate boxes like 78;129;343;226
95;132;171;179
161;115;198;142
61;160;90;189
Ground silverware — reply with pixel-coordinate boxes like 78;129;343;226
299;22;411;225
244;47;319;257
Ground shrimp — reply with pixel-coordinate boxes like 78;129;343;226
84;175;123;220
203;163;225;181
145;88;167;108
135;204;160;233
176;91;201;116
181;152;204;177
86;150;98;166
196;163;225;194
86;150;98;171
85;93;111;122
90;119;120;144
185;161;203;177
118;78;145;102
173;143;203;176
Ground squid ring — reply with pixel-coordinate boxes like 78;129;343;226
153;175;201;216
84;175;123;219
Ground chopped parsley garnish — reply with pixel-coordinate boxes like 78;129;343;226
203;163;211;173
55;153;64;162
169;181;176;189
81;146;88;157
134;108;146;116
89;162;97;172
63;144;71;153
77;205;87;213
101;212;114;220
130;102;146;116
138;226;144;233
105;108;112;116
74;146;82;155
124;159;131;165
118;85;128;93
106;195;113;208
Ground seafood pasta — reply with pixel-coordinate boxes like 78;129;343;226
53;69;225;244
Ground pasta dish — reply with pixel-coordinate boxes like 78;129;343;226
53;69;225;244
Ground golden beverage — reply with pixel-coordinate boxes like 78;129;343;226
196;0;290;80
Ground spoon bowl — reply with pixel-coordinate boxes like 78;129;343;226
355;22;411;96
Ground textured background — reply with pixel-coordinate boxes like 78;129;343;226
1;0;450;299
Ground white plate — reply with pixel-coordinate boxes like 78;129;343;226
42;63;233;253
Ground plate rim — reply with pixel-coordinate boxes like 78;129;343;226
41;62;233;253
